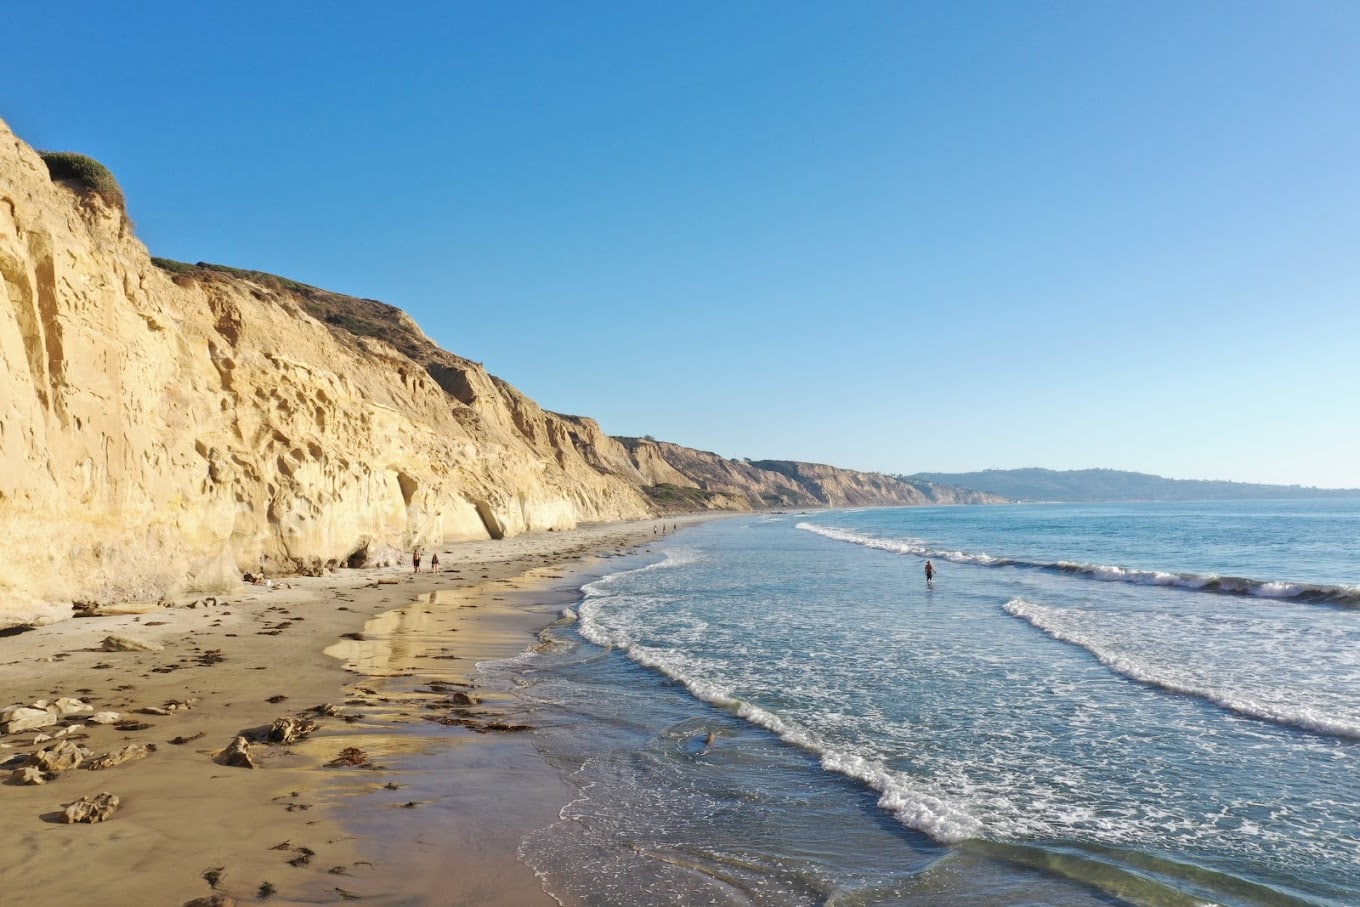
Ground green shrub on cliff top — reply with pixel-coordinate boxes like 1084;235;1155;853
39;151;126;211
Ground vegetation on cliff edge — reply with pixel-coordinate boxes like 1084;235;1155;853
39;151;126;212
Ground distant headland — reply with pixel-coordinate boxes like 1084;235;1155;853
903;468;1360;503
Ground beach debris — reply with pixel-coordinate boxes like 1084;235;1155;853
183;895;236;907
218;736;257;769
87;743;154;770
33;724;83;744
50;697;95;718
479;720;532;732
168;731;206;746
139;698;196;715
1;706;59;734
310;703;340;716
339;632;364;641
100;634;163;652
257;881;276;899
114;720;153;731
325;747;370;767
0;701;89;739
266;694;288;704
197;649;226;666
267;717;316;744
10;765;47;785
33;740;93;773
280;843;316;867
87;711;122;725
74;600;165;618
201;866;226;888
63;791;120;823
425;715;532;733
276;793;313;812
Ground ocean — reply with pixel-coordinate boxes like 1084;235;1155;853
482;500;1360;906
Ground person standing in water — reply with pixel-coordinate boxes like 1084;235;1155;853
924;560;935;586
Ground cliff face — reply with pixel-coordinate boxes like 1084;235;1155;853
0;119;993;628
609;443;1002;511
0;122;656;627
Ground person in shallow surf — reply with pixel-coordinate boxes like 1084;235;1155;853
925;560;935;585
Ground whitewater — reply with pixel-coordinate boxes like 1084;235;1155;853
490;499;1360;906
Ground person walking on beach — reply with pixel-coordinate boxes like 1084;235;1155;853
924;560;935;586
413;547;422;574
430;553;440;573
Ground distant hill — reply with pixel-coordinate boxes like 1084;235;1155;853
901;468;1360;503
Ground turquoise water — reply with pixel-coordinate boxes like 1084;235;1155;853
495;501;1360;905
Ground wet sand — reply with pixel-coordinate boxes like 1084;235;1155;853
0;516;706;905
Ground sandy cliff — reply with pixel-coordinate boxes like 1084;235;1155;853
613;442;999;510
0;119;995;628
0;122;653;627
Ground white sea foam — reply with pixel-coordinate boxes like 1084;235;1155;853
1004;598;1360;740
578;549;704;648
796;522;1006;566
578;575;991;845
820;751;984;843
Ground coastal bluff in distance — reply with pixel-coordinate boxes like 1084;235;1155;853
0;118;992;629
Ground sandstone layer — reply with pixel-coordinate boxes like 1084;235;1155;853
0;118;995;629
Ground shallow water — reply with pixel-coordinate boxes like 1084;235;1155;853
494;501;1360;906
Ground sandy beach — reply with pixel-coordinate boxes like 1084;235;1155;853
0;516;707;906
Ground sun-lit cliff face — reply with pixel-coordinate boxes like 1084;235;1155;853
0;118;996;628
0;121;660;627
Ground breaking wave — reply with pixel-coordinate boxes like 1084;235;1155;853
1004;597;1360;740
797;523;1360;607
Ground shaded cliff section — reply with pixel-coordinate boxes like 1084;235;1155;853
0;119;986;627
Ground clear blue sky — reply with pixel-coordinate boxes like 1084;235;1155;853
7;2;1359;488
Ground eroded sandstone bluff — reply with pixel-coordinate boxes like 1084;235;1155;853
0;119;994;628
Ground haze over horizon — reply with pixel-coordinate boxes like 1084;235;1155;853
7;2;1358;489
